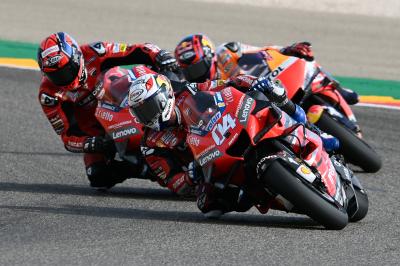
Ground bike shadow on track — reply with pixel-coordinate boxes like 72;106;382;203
0;204;323;230
0;182;191;202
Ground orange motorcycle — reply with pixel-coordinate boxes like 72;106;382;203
218;48;381;173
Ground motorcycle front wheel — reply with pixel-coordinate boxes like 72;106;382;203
316;112;382;173
349;188;369;222
261;160;349;230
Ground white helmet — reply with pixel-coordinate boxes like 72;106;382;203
128;73;175;130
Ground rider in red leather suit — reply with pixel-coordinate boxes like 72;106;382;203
37;32;177;188
128;70;303;215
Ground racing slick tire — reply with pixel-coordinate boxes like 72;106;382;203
316;112;382;173
349;188;369;222
261;160;349;230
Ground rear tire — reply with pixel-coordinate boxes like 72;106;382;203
262;161;348;230
316;112;382;173
349;188;369;222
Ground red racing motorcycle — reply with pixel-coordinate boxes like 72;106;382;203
182;87;368;229
93;67;146;171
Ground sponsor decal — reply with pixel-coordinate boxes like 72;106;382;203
143;43;160;52
256;154;278;174
161;131;178;146
267;66;284;80
44;55;62;67
227;132;239;146
186;83;198;95
111;126;138;140
108;120;132;130
172;174;185;190
214;92;226;111
120;43;127;52
187;135;200;147
181;51;195;60
41;45;59;58
67;141;83;148
93;81;104;98
222;87;234;103
113;43;120;53
96;109;113;122
89;42;106;56
296;165;316;183
77;93;96;107
40;93;58;106
49;115;64;134
140;146;155;156
129;86;146;105
134;65;149;77
100;102;120;112
189;127;207;136
237;95;254;126
198;147;222;166
205;111;222;131
176;41;193;54
161;98;173;121
210;80;225;90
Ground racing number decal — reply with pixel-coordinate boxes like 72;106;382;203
211;114;236;145
89;42;106;56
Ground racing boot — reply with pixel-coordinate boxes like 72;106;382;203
319;132;340;152
87;159;148;190
196;183;251;218
336;86;359;105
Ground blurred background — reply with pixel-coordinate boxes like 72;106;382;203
1;0;399;80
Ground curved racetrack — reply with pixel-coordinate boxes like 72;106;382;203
1;0;399;265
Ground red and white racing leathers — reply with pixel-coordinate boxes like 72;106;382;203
38;41;164;184
141;75;257;195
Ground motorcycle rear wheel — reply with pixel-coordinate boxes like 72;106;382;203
261;160;349;230
316;112;382;173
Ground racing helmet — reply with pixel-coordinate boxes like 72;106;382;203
128;73;175;131
37;32;87;90
174;34;217;82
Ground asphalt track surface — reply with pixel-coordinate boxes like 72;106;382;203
1;0;400;265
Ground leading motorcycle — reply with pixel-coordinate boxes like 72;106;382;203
182;86;368;229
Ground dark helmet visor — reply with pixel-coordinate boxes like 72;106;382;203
45;58;81;86
182;57;211;81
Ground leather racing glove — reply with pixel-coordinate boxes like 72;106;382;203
186;161;203;185
281;42;314;61
155;50;179;72
83;136;115;154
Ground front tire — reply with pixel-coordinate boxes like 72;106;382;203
349;188;369;222
261;160;349;230
316;112;382;173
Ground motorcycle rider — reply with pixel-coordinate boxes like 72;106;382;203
127;70;327;217
175;34;345;151
174;34;359;105
37;32;178;189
